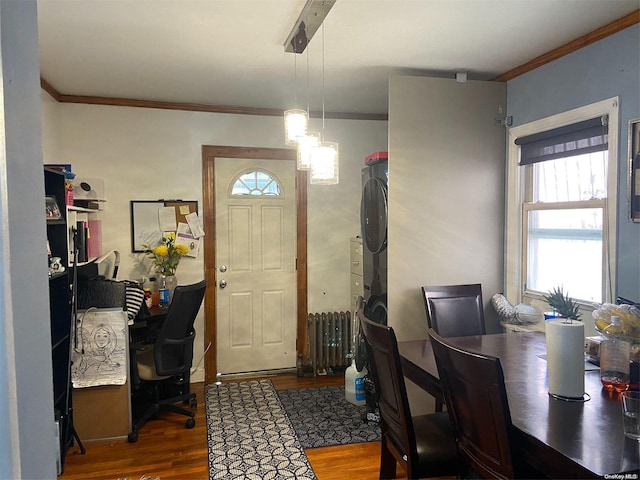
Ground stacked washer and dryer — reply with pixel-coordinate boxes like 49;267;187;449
360;151;388;325
356;151;388;423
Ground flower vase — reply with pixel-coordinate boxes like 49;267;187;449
159;274;178;304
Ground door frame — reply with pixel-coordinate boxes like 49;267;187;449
202;145;308;382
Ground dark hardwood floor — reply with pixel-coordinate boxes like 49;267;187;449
60;373;407;480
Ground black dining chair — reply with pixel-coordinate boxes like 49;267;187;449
128;279;206;443
422;283;486;411
428;328;543;480
421;283;486;338
358;308;458;480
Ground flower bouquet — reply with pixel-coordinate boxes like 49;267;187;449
142;233;189;276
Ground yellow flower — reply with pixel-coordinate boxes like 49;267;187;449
174;244;189;256
142;233;187;276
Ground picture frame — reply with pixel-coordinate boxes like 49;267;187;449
629;118;640;222
45;195;62;220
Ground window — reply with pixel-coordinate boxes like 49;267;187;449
231;170;281;196
506;98;618;306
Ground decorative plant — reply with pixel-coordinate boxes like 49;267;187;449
142;233;189;276
543;286;581;322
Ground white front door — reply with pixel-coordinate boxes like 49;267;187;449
215;157;297;374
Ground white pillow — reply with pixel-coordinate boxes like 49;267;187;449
514;303;543;324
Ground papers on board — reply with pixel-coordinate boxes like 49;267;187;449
176;222;200;258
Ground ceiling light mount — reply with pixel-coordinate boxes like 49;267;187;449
290;22;308;54
284;0;336;54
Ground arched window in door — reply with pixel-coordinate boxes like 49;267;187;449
230;170;282;196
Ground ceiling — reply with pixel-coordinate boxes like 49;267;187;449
37;0;639;116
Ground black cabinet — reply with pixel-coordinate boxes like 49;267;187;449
45;168;75;474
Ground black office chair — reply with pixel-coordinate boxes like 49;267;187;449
358;308;458;480
128;279;206;443
421;283;486;337
428;328;543;480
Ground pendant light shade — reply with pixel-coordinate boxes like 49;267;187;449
297;132;320;170
284;109;308;145
309;141;339;185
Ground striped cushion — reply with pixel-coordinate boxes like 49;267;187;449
125;284;146;321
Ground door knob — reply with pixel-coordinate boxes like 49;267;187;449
219;280;227;289
219;265;227;273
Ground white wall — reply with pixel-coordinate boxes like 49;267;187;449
42;95;387;380
388;76;507;342
387;75;506;415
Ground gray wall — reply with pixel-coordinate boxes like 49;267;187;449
1;1;57;478
507;24;640;301
387;76;507;342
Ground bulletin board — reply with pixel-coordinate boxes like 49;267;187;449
130;200;198;252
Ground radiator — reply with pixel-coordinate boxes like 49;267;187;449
306;311;355;375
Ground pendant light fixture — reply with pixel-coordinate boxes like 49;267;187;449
297;131;321;170
297;35;320;170
284;108;308;145
309;141;339;184
309;21;339;185
284;24;308;146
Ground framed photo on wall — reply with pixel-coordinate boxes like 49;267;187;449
629;118;640;222
45;195;62;220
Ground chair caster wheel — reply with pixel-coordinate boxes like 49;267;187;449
189;398;197;408
127;431;139;443
185;418;195;429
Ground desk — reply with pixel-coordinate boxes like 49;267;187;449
130;305;168;339
399;332;640;479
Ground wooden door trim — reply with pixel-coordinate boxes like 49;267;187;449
202;145;307;382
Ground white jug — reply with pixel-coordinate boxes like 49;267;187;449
345;359;367;406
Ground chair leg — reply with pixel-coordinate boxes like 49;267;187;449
379;435;397;480
161;403;194;418
128;381;197;442
128;403;160;443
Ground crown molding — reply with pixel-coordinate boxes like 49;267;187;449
493;9;639;82
40;77;61;101
39;81;387;121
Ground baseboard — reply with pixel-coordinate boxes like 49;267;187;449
215;368;297;382
190;366;205;383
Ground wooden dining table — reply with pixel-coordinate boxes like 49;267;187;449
398;331;640;479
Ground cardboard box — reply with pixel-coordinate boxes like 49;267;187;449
585;335;605;365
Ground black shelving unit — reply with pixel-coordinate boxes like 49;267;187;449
45;168;84;474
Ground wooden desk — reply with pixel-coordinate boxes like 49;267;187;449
398;332;640;479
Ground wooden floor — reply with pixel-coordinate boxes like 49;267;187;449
60;373;408;480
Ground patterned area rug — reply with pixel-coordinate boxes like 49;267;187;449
276;385;381;448
205;380;316;480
